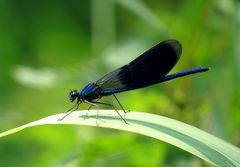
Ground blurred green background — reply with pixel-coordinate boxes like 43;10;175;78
0;0;239;166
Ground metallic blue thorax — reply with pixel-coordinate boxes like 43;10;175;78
80;83;101;101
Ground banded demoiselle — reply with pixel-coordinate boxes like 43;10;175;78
60;39;209;123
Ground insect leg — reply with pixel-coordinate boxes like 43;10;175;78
87;98;101;111
90;101;128;124
58;103;79;121
113;94;130;114
64;104;77;113
87;105;93;110
84;100;100;125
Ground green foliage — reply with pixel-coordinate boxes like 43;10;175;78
0;0;239;166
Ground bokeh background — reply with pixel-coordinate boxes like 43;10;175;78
0;0;239;166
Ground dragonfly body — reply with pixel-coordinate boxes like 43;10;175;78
63;39;209;123
71;82;128;103
80;83;102;101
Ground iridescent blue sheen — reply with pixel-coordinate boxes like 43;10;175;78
80;83;101;101
68;39;209;103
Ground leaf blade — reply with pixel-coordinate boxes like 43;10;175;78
0;110;239;166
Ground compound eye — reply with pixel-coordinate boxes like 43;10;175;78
72;90;78;96
69;90;78;102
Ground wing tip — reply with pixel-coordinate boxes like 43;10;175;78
163;39;182;57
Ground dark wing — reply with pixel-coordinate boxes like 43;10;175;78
96;39;182;95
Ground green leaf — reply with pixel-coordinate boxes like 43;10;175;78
0;110;239;166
